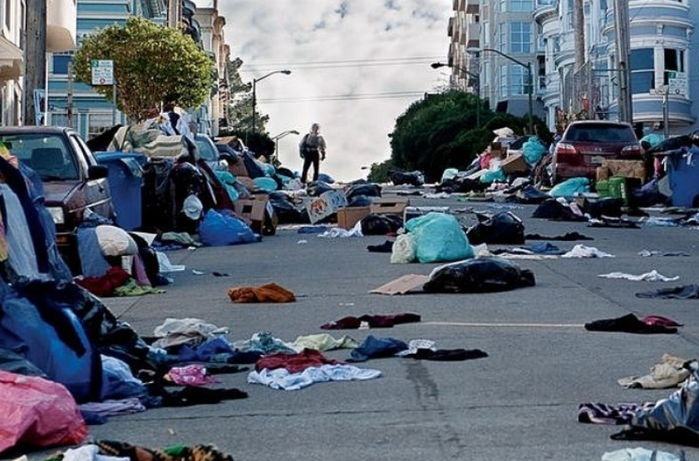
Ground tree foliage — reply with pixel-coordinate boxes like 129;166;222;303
367;159;394;183
73;17;215;121
226;58;269;133
389;90;551;181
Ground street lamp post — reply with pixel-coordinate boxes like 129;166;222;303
431;62;481;128
252;69;292;136
480;48;534;135
271;129;300;163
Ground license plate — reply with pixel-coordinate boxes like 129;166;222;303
588;155;605;165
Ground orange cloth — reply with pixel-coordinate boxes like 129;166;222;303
227;283;296;303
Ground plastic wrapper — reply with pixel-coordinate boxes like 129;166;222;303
549;177;590;197
466;212;525;245
423;257;536;293
346;183;382;201
405;212;474;263
360;214;403;236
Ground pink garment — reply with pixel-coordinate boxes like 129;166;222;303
0;370;88;453
166;364;219;387
642;315;683;328
132;254;151;287
479;153;492;170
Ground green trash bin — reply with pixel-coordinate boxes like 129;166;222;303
596;180;610;197
608;176;628;204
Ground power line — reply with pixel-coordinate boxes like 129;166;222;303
243;60;445;72
243;56;446;66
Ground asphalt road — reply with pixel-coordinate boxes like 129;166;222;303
90;194;699;460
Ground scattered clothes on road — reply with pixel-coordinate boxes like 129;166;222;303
318;222;363;238
561;245;615;259
361;214;403;236
227;283;296;303
297;226;329;234
618;354;690;389
165;365;219;387
390;234;417;264
174;337;236;363
598;271;680;282
96;440;235;461
255;349;343;373
289;334;358;353
466;212;525;245
347;336;408;362
611;361;699;447
636;285;699;300
588;217;640;229
157;385;248;407
601;447;683;461
423;257;535;293
60;443;135;461
79;398;146;420
367;240;394;253
405;348;488;361
578;402;655;425
525;232;593;241
493;242;565;256
641;315;683;328
233;332;296;355
75;267;131;297
584;314;678;334
159;232;201;248
113;280;164;297
248;364;382;391
156;251;185;273
0;370;87;453
638;250;690;257
532;199;587;222
321;313;421;330
152;318;229;349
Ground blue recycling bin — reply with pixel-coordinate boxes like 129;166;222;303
666;148;699;208
95;152;146;230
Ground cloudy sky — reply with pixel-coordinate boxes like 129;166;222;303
217;0;451;181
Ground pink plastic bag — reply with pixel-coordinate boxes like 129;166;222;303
0;370;88;453
166;364;219;387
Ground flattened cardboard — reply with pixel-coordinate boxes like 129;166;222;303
370;274;430;296
500;154;528;174
306;190;349;224
234;196;267;232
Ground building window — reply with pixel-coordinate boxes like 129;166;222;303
500;65;508;98
53;55;71;75
663;48;685;85
499;23;506;50
510;22;531;54
630;48;654;94
509;65;526;95
509;0;532;12
88;113;114;139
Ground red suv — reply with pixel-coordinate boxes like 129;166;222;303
553;121;642;182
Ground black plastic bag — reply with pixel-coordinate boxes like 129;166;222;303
348;195;373;207
360;214;403;235
346;183;382;201
306;181;333;197
423;257;536;293
268;192;310;224
532;199;587;221
466;212;525;245
582;198;624;219
515;185;550;204
390;171;424;187
437;178;487;194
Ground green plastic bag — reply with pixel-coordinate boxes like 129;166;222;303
405;212;474;263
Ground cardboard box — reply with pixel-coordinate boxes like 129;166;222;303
370;198;410;216
306;190;348;224
236;176;255;191
489;142;506;159
600;160;646;181
229;158;248;177
596;166;610;183
337;206;370;230
500;154;528;174
234;195;268;233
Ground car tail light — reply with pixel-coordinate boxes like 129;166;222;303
622;145;641;156
555;143;577;155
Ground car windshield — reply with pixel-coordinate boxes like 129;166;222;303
0;134;79;180
195;136;219;162
565;124;637;143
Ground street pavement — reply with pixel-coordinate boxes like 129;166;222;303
91;194;699;460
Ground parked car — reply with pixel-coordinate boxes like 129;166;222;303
0;126;115;271
553;121;642;182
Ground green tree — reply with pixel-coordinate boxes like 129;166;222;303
226;57;270;133
73;17;215;121
367;159;394;183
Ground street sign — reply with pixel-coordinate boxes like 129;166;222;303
91;60;114;86
668;72;687;96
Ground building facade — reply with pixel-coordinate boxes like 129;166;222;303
0;0;28;126
536;0;695;133
448;0;546;121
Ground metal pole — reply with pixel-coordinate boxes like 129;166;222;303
44;51;49;126
614;0;632;124
476;81;481;129
527;62;534;134
663;86;670;137
112;83;117;126
67;61;73;128
251;79;257;136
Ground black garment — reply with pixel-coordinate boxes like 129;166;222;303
578;402;655;425
532;199;587;222
361;214;403;235
301;151;320;183
636;285;699;300
584;314;678;334
407;348;488;361
525;232;593;241
588;217;640;229
166;112;180;135
156;386;248;407
367;241;394;253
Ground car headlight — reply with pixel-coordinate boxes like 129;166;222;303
47;207;65;225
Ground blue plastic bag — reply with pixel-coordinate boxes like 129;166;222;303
262;163;276;176
480;168;506;184
318;173;335;184
215;171;239;202
199;210;256;246
523;137;546;166
253;177;278;192
441;168;459;183
405;212;474;263
549;177;590;197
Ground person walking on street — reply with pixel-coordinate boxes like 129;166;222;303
299;123;326;183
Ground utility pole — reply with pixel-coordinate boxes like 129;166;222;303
67;61;74;128
614;0;633;124
24;0;47;125
663;86;670;137
573;0;586;115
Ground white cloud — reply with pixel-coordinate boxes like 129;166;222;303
219;0;451;181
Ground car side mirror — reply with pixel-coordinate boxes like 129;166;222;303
88;165;108;180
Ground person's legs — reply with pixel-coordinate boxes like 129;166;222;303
301;155;313;183
312;154;320;182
